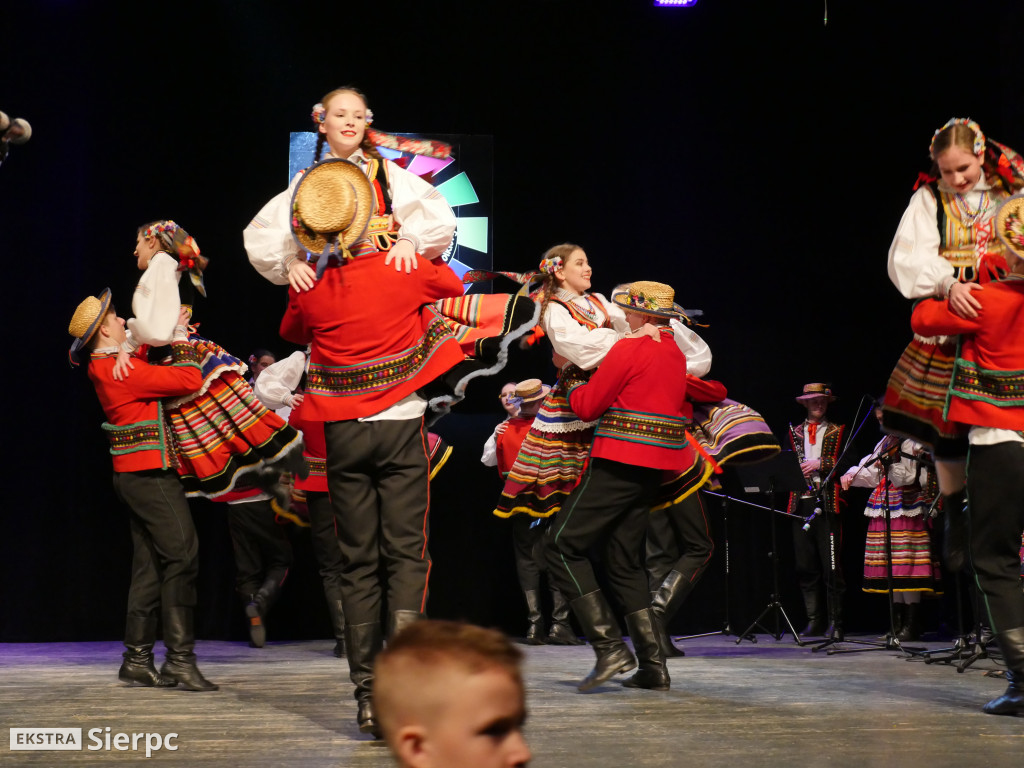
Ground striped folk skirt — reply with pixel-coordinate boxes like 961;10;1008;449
494;370;595;519
882;335;968;457
862;510;941;594
167;338;302;498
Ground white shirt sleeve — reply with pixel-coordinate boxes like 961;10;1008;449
126;252;181;347
253;351;306;410
481;425;500;467
544;301;622;371
887;439;924;488
670;318;711;378
244;174;305;286
887;186;954;299
386;160;457;260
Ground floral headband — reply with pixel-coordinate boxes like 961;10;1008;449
311;102;374;126
539;256;563;275
930;117;986;157
139;220;208;297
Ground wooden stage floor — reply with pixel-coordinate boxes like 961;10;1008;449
2;633;1022;766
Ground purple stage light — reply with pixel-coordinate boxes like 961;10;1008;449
654;0;698;6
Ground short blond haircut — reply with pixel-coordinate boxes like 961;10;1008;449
375;620;523;743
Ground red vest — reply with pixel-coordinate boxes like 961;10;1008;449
280;253;465;421
87;341;203;473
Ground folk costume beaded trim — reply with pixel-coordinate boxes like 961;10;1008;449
949;358;1024;409
552;292;608;330
594;408;689;449
101;416;173;466
306;312;454;399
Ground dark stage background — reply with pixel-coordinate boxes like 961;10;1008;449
3;0;1022;643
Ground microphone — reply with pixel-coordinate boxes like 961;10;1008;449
801;505;822;532
1;116;32;145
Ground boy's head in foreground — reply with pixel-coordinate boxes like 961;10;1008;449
375;620;531;768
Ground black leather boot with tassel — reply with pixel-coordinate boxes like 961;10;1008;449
119;615;176;687
983;626;1024;716
623;608;671;691
570;591;636;692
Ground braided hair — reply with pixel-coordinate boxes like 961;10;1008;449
536;242;582;327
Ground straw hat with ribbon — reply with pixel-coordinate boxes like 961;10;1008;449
68;288;113;365
795;383;837;403
995;193;1024;261
290;158;373;277
514;378;551;405
612;281;683;320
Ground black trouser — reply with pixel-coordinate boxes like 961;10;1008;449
112;469;199;617
226;498;292;597
791;496;845;616
307;490;345;595
645;490;715;592
512;513;547;593
968;442;1024;632
325;417;431;626
546;458;660;614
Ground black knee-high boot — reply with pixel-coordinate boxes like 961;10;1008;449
651;570;692;657
345;622;384;737
119;614;176;687
983;627;1024;715
324;588;346;657
245;576;284;649
159;607;218;692
522;590;545;644
546;589;583;645
570;591;636;692
623;608;670;691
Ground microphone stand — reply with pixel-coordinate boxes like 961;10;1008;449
680;490;754;642
805;399;877;654
730;452;810;646
823;444;927;658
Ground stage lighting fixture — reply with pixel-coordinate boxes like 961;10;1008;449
654;0;698;6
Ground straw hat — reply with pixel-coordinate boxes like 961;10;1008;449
995;193;1024;261
290;158;373;262
68;288;112;364
611;281;682;320
515;378;551;404
795;383;837;403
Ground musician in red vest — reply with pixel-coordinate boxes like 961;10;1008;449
546;280;702;693
68;290;217;692
786;384;846;640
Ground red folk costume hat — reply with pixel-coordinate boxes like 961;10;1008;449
68;288;113;365
795;383;837;403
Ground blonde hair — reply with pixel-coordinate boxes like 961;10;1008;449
930;123;979;161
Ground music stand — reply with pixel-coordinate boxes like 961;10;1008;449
732;451;809;644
